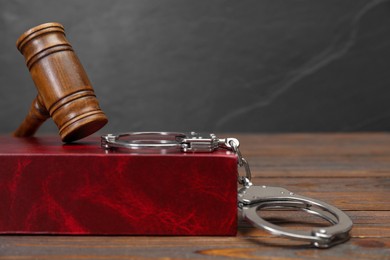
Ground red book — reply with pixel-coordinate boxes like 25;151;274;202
0;136;237;235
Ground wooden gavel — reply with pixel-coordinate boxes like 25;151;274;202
14;22;108;142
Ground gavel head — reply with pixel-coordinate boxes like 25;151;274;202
15;22;108;142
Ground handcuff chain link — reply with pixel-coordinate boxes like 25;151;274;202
225;139;252;187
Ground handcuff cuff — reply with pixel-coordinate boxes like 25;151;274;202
101;132;353;248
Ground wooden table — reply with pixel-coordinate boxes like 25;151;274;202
0;133;389;259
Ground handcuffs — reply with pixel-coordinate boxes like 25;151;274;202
101;132;353;248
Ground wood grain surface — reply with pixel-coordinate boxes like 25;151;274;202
0;133;389;259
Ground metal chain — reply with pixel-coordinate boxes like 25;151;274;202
227;139;252;187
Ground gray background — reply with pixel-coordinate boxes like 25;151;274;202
1;0;390;135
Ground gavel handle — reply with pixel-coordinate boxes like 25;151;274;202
14;95;50;137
